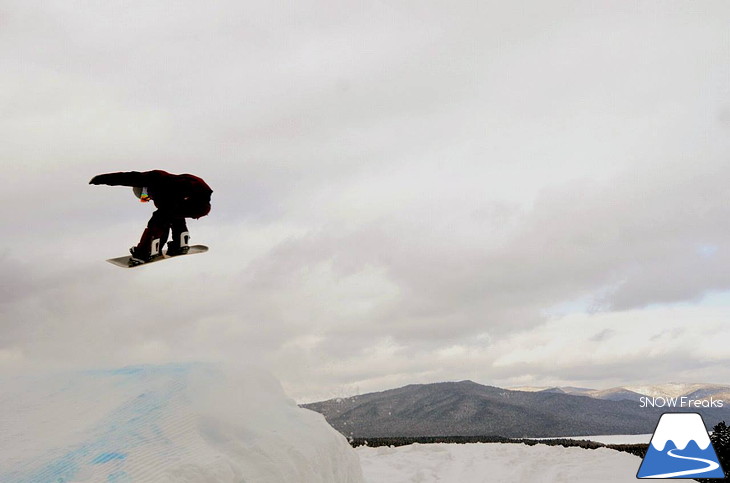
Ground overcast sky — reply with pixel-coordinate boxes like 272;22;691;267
3;1;730;402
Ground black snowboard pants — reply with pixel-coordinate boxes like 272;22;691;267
136;210;189;257
134;191;211;257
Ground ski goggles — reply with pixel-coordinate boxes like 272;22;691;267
139;187;151;202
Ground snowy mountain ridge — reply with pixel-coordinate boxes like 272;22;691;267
304;380;730;439
510;382;730;401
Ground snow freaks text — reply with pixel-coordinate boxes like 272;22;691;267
639;397;724;409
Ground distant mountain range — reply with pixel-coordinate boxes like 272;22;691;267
302;381;730;439
511;383;730;403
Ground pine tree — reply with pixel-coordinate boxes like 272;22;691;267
697;421;729;482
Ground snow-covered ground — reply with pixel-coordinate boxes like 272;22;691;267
357;442;642;483
0;363;363;482
1;363;652;482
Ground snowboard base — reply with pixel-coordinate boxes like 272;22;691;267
106;245;209;268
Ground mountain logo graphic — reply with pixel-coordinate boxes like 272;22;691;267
637;413;725;479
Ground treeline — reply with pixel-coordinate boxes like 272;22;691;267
349;435;512;447
349;434;647;458
696;421;729;482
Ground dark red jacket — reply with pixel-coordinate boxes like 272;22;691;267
90;170;212;218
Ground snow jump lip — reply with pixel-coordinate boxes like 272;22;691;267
0;363;364;483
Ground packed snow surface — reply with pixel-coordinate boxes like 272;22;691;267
356;442;642;483
0;363;363;483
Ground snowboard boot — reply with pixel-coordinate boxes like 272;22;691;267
166;231;190;256
129;238;162;266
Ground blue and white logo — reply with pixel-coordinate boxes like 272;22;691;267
637;413;725;479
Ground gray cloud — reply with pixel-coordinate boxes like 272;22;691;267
2;1;730;401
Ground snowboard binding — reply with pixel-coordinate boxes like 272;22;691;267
128;239;162;267
166;231;190;257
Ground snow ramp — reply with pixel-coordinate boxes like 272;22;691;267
0;363;363;483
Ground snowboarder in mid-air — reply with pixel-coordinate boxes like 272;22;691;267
90;170;212;266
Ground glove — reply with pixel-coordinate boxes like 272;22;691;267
89;174;111;185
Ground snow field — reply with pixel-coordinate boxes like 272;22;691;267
356;442;642;483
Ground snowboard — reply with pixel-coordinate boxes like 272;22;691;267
106;245;209;268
